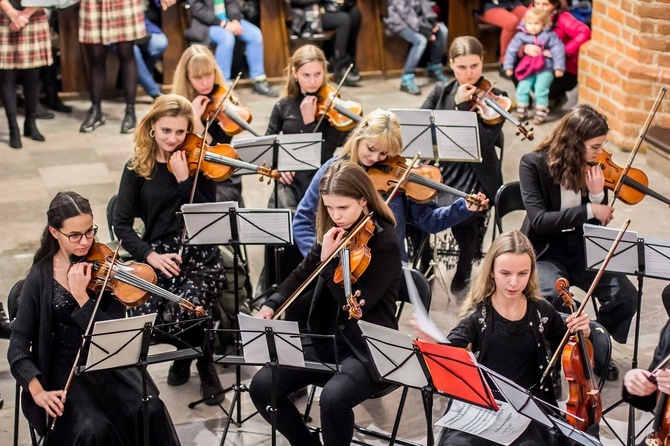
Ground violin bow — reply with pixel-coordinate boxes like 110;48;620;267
540;218;632;389
609;87;666;207
313;63;354;134
50;242;123;432
384;153;421;206
272;212;374;320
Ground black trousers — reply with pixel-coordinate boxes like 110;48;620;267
322;6;362;61
249;344;387;446
549;73;578;100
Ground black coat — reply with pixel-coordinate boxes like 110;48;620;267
184;0;244;44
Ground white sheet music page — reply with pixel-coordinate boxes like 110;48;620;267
436;400;530;445
404;268;448;343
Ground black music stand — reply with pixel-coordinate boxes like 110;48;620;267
583;224;670;445
207;320;339;446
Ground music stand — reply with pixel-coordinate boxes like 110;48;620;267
80;314;157;446
583;224;670;445
207;316;340;446
389;109;481;163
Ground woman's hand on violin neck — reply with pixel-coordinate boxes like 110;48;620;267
565;311;590;338
255;305;275;320
585;165;605;195
591;204;614;227
624;369;658;397
300;95;318;125
321;227;346;262
279;171;296;185
454;83;478;106
147;251;182;279
67;262;92;307
168;150;190;183
466;192;489;212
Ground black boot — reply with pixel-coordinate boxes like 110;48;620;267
24;116;45;142
0;302;10;339
44;70;72;113
80;105;105;133
34;102;54;120
167;358;192;386
120;104;136;134
196;358;225;406
8;116;21;149
333;56;361;87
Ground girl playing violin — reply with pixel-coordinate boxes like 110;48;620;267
112;94;226;404
421;36;505;296
250;160;402;446
519;104;637;373
415;230;591;446
172;44;243;202
7;191;180;444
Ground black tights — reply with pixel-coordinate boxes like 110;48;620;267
84;42;137;106
1;67;40;121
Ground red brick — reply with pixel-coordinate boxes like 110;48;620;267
640;20;655;34
639;51;654;65
608;6;625;23
636;4;670;20
601;66;620;85
658;24;670;35
586;74;602;92
601;17;622;36
622;81;653;96
640;37;670;52
624;15;641;30
594;0;607;13
620;0;633;13
620;109;652;124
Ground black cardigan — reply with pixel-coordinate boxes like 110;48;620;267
7;260;125;435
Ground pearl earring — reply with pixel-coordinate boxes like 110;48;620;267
150;129;155;138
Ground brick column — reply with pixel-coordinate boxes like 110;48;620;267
578;0;670;151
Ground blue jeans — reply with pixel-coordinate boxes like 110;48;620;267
209;19;265;81
516;70;554;107
134;32;168;98
396;22;448;75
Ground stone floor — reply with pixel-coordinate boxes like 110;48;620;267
1;71;669;445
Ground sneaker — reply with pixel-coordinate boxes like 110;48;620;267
197;360;225;406
534;105;549;125
251;78;279;97
516;104;528;121
80;105;106;133
426;64;450;83
167;358;192;386
120;105;136;134
400;74;421;95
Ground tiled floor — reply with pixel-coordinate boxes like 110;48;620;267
1;72;669;445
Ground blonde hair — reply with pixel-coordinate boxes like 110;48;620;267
284;44;328;97
315;160;396;243
129;94;195;178
459;231;542;318
524;7;552;28
172;45;226;100
339;109;403;164
449;36;484;62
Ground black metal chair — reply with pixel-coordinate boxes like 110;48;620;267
492;181;525;241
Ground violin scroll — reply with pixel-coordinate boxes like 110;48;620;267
342;290;365;320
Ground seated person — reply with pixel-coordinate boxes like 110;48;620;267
478;0;527;66
384;0;449;95
185;0;278;96
135;0;169;99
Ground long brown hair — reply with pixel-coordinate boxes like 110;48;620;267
284;44;328;98
459;230;542;318
172;45;226;100
533;104;609;192
339;109;403;164
315;160;395;243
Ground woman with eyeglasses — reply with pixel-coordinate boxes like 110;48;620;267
519;104;637;379
7;191;180;444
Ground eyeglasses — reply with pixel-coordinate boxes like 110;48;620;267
56;225;98;243
585;140;608;153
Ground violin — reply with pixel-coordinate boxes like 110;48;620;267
468;78;534;141
366;155;488;209
202;84;260;137
556;278;602;431
81;242;205;316
170;132;279;183
315;85;363;132
333;218;374;286
589;149;670;207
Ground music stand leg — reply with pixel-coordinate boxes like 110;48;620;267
422;386;435;446
627;273;644;446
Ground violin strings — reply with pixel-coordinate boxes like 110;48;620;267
110;266;186;305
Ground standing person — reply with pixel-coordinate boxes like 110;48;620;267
503;7;565;124
532;0;591;108
172;44;243;202
384;0;449;95
421;36;505;295
0;0;51;149
250;160;403;446
185;0;278;97
7;191;180;444
519;104;637;378
478;0;526;67
112;94;226;405
415;230;591;445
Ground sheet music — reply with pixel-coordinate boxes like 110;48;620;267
181;201;237;245
277;133;323;171
583;224;639;274
232;135;278;176
435;400;529;445
237;208;293;245
238;314;305;367
85;313;156;371
643;235;670;280
404;268;448;343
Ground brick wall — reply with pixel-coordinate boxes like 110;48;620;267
578;0;670;151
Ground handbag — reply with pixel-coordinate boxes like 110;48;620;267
323;0;355;13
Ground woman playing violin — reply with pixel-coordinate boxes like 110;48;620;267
7;191;180;444
250;160;402;446
112;94;225;404
421;36;505;295
519;104;637;368
414;230;591;446
172;44;243;202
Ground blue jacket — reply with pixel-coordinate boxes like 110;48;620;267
503;25;566;73
292;157;474;261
